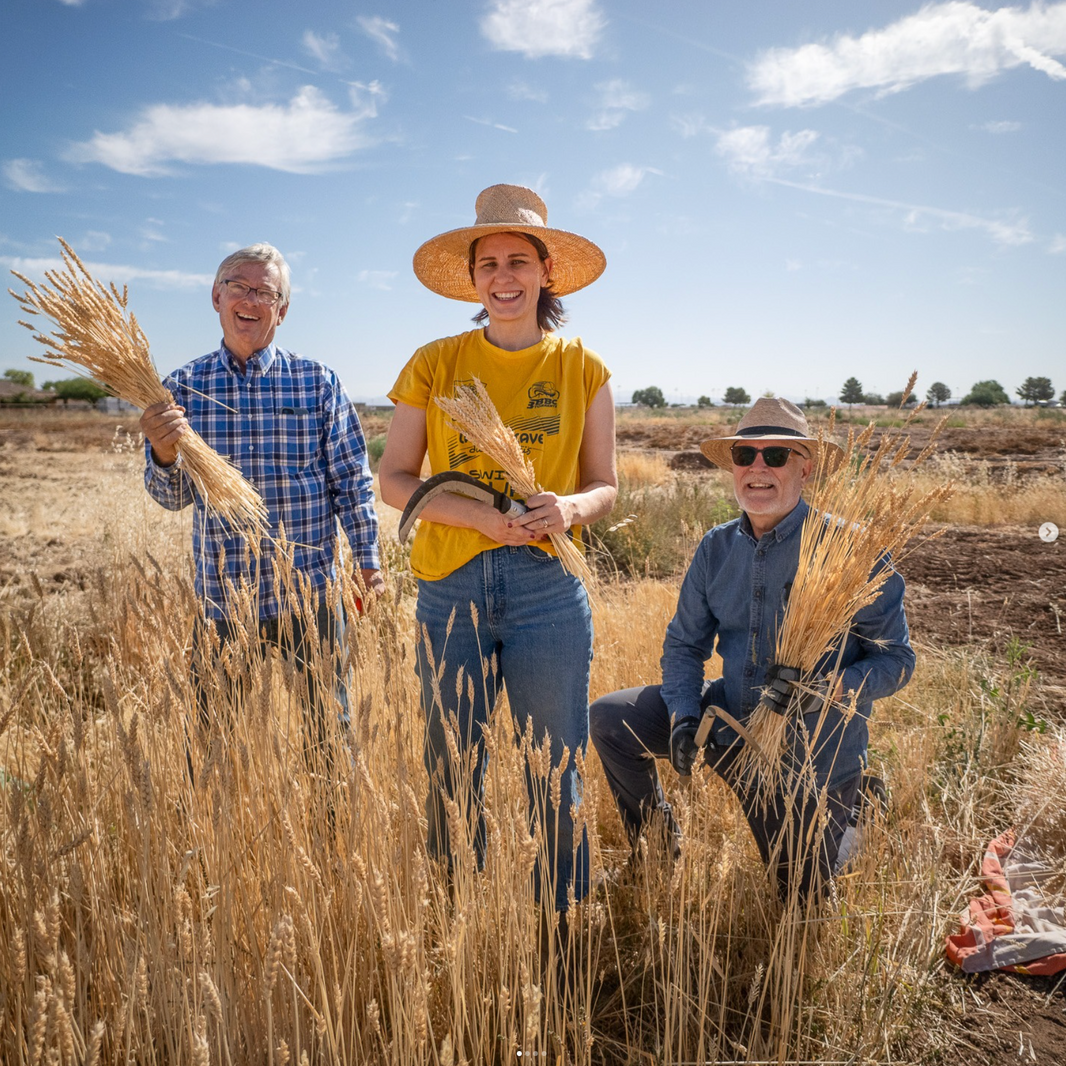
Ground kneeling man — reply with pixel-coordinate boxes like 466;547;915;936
589;398;914;901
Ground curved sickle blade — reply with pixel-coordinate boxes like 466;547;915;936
398;471;527;541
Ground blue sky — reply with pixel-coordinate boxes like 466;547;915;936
2;0;1064;406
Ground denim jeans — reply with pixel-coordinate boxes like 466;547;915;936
415;545;593;911
589;683;861;902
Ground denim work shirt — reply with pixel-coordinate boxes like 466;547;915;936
660;499;915;788
145;343;380;621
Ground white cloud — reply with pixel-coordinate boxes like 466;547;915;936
464;115;519;133
77;231;112;252
3;159;65;193
357;269;398;291
770;177;1034;247
1049;234;1066;253
586;79;649;131
65;87;373;176
481;0;605;60
578;163;662;209
670;113;711;139
977;119;1022;132
749;1;1066;107
303;30;347;71
348;80;387;118
508;81;549;103
2;255;212;289
357;15;401;62
715;126;821;180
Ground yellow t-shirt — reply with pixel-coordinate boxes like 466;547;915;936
388;329;611;581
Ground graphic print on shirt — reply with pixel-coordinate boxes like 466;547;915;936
444;379;562;500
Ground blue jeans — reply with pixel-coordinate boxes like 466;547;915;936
590;684;861;902
415;545;593;911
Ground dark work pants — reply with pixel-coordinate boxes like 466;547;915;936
187;600;349;781
589;684;860;902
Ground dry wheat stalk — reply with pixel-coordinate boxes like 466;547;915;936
8;237;268;536
435;378;594;585
738;373;954;788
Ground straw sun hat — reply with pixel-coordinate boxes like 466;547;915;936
699;397;844;472
412;184;606;302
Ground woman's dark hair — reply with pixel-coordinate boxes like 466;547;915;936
468;232;567;332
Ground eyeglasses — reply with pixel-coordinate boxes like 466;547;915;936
220;279;284;306
730;444;807;468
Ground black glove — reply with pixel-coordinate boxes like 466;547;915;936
764;664;829;716
669;716;701;776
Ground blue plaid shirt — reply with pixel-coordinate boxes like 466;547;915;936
145;342;380;621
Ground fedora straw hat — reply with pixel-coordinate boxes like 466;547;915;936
699;397;844;472
413;184;606;302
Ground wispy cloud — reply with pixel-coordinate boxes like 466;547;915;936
357;269;398;291
481;0;605;60
670;113;712;139
749;1;1066;107
303;30;348;71
715;126;822;180
76;231;112;252
508;81;549;103
586;79;649;131
1;255;212;289
1049;234;1066;253
2;158;66;193
463;115;519;133
357;15;402;62
578;163;662;209
976;119;1022;132
65;87;375;176
769;177;1034;247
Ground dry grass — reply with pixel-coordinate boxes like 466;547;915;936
9;238;268;535
1;409;1061;1064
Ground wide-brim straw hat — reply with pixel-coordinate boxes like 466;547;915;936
699;397;844;472
413;184;606;302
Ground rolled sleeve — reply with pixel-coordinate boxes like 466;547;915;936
144;445;196;511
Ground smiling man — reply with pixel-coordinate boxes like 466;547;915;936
589;397;914;903
139;243;382;772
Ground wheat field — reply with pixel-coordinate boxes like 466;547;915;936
1;407;1063;1065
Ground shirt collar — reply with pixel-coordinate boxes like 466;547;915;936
739;497;809;544
219;341;277;375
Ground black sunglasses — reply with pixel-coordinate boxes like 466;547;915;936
730;444;807;468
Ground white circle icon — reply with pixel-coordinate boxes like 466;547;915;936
1039;522;1059;543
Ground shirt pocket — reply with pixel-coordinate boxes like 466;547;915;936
273;407;319;474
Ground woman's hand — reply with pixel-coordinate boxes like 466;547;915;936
513;491;577;541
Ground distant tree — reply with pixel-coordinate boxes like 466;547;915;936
886;390;918;407
761;390;776;399
1016;376;1054;406
862;392;885;405
962;380;1010;407
3;369;34;388
926;382;951;407
631;386;666;408
723;386;750;406
840;377;864;406
1061;389;1066;406
52;377;109;407
696;395;712;408
803;397;827;408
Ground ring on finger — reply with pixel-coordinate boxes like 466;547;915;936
541;518;549;529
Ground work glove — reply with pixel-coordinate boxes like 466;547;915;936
669;716;701;776
764;664;830;717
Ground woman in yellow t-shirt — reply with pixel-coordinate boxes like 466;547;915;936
380;184;617;915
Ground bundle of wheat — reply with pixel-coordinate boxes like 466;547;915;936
738;374;953;786
435;378;593;585
9;238;267;535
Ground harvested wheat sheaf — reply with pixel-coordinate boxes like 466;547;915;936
9;237;268;536
435;378;593;585
739;373;954;786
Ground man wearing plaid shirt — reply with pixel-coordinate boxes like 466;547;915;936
140;243;382;762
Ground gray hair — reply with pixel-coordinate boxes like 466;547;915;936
214;243;291;306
